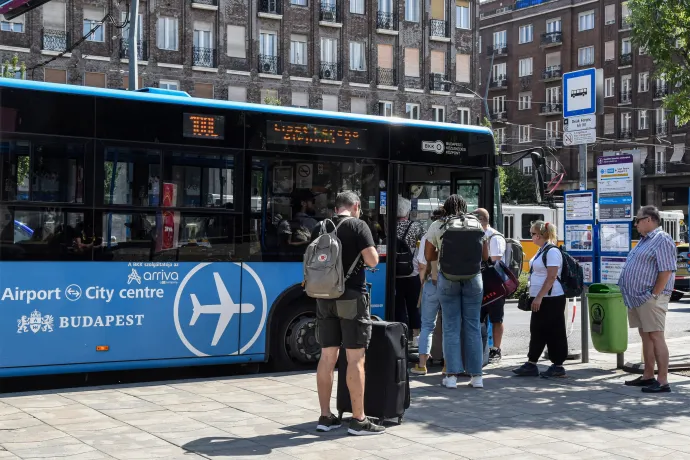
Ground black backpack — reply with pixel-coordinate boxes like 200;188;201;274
541;244;584;298
438;213;485;281
396;222;415;277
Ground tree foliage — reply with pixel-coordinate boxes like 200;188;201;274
264;96;281;106
628;0;690;124
1;54;26;79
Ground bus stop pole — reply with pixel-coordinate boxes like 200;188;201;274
128;0;140;91
579;144;589;364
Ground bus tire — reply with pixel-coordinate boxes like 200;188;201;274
269;298;321;371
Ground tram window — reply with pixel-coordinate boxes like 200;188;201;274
104;147;160;206
1;140;86;203
163;151;234;209
503;215;514;239
408;183;450;231
0;207;84;260
521;213;544;239
249;157;383;262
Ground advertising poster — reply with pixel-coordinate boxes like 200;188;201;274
565;191;595;221
564;223;593;252
597;155;634;221
600;256;627;284
600;223;631;253
156;183;180;252
573;255;594;284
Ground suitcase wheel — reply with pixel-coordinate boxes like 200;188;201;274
398;415;404;424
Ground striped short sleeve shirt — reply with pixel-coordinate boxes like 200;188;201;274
618;227;677;308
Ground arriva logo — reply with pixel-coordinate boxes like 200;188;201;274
128;268;178;285
128;269;142;285
173;263;267;357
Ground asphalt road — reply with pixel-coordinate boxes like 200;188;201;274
498;297;690;359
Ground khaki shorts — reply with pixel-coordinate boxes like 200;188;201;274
628;295;670;333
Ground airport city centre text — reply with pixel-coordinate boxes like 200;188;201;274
2;286;164;304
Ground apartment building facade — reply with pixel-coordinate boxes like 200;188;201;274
479;0;690;210
0;0;482;123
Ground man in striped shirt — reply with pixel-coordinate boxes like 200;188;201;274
618;205;677;394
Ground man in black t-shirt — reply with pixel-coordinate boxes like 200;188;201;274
311;191;384;436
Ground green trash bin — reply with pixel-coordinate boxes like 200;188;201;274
586;284;628;354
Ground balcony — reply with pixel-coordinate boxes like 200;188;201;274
620;89;632;104
320;61;341;80
656;123;668;135
377;67;396;86
489;77;508;90
654;84;668;99
259;0;282;15
542;65;562;81
193;47;217;68
430;19;449;38
514;0;551;9
540;103;562;115
480;5;513;17
377;11;397;30
619;53;632;66
320;2;340;23
429;73;450;92
519;76;531;90
490;111;508;122
546;138;563;148
619;130;633;140
487;44;508;56
404;76;422;89
120;38;147;61
541;31;562;46
42;28;69;52
259;54;281;74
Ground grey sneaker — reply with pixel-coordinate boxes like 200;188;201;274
347;417;386;436
316;414;342;432
489;347;502;363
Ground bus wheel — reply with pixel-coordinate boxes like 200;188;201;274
271;301;320;371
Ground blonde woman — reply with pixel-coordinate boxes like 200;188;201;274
512;221;568;379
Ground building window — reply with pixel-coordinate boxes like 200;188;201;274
638;72;649;92
518;58;532;77
621;1;630;23
546;86;560;104
404;48;420;77
227;25;246;58
656;107;666;126
519;125;531;143
578;46;594;66
455;54;470;82
350;0;364;14
322;94;339;111
578;11;594;31
44;68;67;84
292;92;309;108
228;86;247;102
290;34;307;65
379;101;393;117
494;128;506;145
261;89;278;104
405;0;420;22
519;24;533;44
492;63;506;81
83;6;105;42
605;77;615;97
195;83;214;99
639;110;648;130
621;38;632;55
0;15;24;32
157;17;179;51
160;80;179;90
292;0;307;5
432;105;446;122
621;112;632;131
604;114;614;134
546;18;561;32
546;121;559;140
260;31;278;57
458;107;470;124
456;1;470;29
604;41;614;61
604;3;615;24
406;103;420;119
493;30;507;47
84;72;106;87
350;41;367;71
522;158;533;175
519;92;531;110
493;95;506;113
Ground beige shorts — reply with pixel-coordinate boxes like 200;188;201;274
628;295;670;332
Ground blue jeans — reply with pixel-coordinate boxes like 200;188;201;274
437;273;483;376
419;280;441;356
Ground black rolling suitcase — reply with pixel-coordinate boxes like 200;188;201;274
336;321;410;425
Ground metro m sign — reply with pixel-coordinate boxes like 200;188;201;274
1;0;53;20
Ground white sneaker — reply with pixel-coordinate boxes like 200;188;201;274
445;375;458;389
412;336;420;348
469;375;484;388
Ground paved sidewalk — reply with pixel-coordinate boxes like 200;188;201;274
2;338;690;459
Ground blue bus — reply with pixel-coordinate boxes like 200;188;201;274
0;79;499;377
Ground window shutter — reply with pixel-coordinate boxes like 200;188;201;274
605;41;614;60
43;1;65;29
604;114;614;134
227;25;246;58
431;50;445;74
456;54;470;82
193;21;212;32
84;72;106;87
44;68;66;83
291;34;306;42
83;6;103;20
228;86;246;102
292;92;309;107
545;52;560;67
671;144;685;163
351;97;367;114
323;95;339;112
431;0;444;20
456;0;469;7
377;44;393;69
605;4;615;23
195;83;214;99
404;48;419;77
122;74;143;90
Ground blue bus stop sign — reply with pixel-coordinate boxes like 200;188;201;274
563;68;597;118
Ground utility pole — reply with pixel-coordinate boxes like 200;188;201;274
128;0;140;91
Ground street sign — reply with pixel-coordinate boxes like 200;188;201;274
563;129;597;146
564;115;597;132
563;68;597;118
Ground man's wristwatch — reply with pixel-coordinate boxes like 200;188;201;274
651;293;660;300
